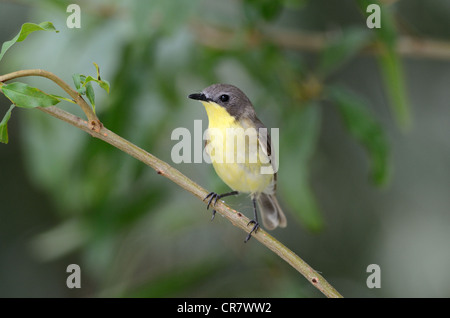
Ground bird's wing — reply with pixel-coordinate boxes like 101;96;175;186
241;116;278;190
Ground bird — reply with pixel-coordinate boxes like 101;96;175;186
188;84;286;242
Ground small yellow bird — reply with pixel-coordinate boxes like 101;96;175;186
189;84;286;242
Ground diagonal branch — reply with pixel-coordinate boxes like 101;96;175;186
1;70;343;298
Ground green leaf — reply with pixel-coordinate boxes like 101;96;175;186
0;105;15;144
378;49;411;130
0;22;58;62
279;103;324;231
86;63;110;93
328;85;390;186
355;0;411;130
85;81;96;112
72;63;110;114
48;94;76;104
1;82;60;109
72;73;85;95
318;27;372;77
83;76;110;94
93;62;102;80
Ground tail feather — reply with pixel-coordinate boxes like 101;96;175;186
257;193;287;230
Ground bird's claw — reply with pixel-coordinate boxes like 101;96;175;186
204;192;221;210
244;220;260;243
204;192;222;221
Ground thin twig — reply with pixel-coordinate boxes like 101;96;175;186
1;70;343;298
191;22;450;61
0;69;101;131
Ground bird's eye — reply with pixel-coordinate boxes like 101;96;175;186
219;94;229;103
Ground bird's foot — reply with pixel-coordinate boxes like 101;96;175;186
244;219;260;243
203;192;221;221
203;191;239;221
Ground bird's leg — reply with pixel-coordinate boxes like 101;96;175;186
203;191;239;221
245;197;260;243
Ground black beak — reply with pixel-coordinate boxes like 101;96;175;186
188;93;208;101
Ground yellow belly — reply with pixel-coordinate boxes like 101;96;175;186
212;160;273;193
202;101;274;194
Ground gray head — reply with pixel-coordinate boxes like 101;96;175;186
188;84;256;120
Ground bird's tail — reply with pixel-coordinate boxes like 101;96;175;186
257;193;287;230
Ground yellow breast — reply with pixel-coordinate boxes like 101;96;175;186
201;101;274;194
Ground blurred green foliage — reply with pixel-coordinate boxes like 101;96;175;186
0;0;414;297
356;0;411;129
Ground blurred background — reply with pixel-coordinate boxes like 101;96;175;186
1;0;450;297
